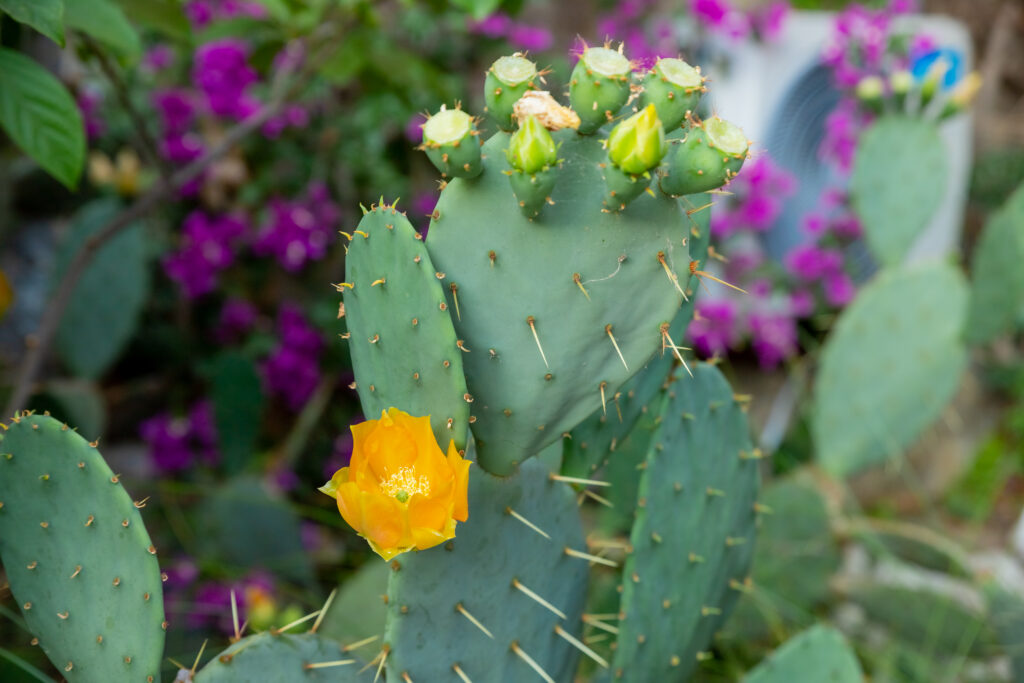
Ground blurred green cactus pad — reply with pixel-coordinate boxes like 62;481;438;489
743;625;863;683
812;262;968;477
851;116;948;268
966;180;1024;344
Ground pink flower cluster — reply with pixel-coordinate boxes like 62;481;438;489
253;182;340;272
140;400;219;473
262;304;324;411
594;0;676;70
689;0;789;43
710;156;797;240
468;12;553;52
184;0;267;29
163;211;249;298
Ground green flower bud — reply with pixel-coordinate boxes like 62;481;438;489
506;115;558;175
607;104;667;175
889;70;913;97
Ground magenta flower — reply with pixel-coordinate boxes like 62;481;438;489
748;310;798;368
193;39;259;119
469;12;512;38
689;299;739;357
77;88;105;141
789;289;815;317
508;24;554;52
215;298;258;344
784;244;843;282
163;212;248;299
140;399;221;474
262;304;323;411
252;182;339;272
823;271;856;307
143;45;174;72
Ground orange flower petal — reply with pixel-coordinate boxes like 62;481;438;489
335;481;364;534
360;493;407;554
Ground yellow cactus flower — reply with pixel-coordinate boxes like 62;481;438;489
320;408;471;560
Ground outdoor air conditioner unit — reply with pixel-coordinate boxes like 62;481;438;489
702;11;974;272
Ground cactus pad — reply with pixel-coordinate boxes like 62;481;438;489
851;116;948;267
742;625;863;683
194;632;370;682
0;414;165;682
383;458;588;682
343;204;471;452
612;363;760;681
965;181;1024;344
811;262;968;477
426;131;692;474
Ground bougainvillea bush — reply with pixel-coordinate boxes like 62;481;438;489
2;0;1024;682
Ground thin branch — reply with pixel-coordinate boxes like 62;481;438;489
80;35;172;185
4;34;338;417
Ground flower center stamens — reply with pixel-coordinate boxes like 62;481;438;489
380;466;431;501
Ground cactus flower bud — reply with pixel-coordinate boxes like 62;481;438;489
855;75;885;113
638;58;705;131
607;104;667;175
660;116;748;197
421;106;483;179
486;54;539;132
570;45;632;135
507;115;558;175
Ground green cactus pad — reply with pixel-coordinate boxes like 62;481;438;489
612;363;760;682
848;581;996;658
0;414;165;682
422;108;483;179
965;181;1024;344
742;625;863;683
812;262;968;477
194;632;370;682
985;582;1024;681
55;199;150;379
638;58;705;131
722;477;839;642
570;47;632;135
659;118;748;197
343;204;471;452
383;458;588;682
426;130;692;475
563;192;710;480
851;116;948;267
485;55;539;132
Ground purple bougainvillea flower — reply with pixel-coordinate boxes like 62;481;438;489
193;39;258;119
689;299;739;358
215;298;259;344
784;244;843;282
823;271;856;307
252;182;339;271
748;310;798;369
262;304;323;411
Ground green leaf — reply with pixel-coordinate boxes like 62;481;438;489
0;0;65;45
113;0;190;41
450;0;502;21
65;0;141;60
54;199;150;378
0;48;84;189
211;352;265;474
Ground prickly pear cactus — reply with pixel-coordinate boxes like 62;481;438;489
382;458;588;683
742;625;863;683
410;50;746;476
966;180;1024;344
851;116;948;267
342;203;472;451
612;363;760;681
812;262;968;476
0;413;166;682
194;632;371;682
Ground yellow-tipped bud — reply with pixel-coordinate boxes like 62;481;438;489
607;104;667;175
506;115;558;175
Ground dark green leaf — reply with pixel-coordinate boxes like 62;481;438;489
113;0;190;41
450;0;501;21
65;0;141;59
211;352;265;474
0;48;84;189
54;199;150;378
0;0;64;45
